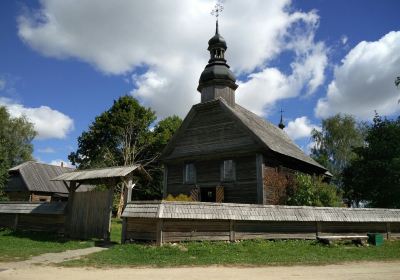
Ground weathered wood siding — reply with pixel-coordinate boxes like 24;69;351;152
67;191;113;240
167;103;258;159
124;218;400;244
166;155;258;204
0;213;64;233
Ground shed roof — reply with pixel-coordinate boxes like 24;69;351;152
0;202;66;215
52;165;151;183
122;201;400;223
6;161;93;194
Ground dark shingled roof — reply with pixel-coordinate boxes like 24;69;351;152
122;201;400;223
227;101;325;170
162;98;325;171
6;161;93;194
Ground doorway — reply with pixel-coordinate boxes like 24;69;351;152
201;187;216;202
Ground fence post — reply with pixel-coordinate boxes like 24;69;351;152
316;222;322;238
156;219;163;246
230;220;236;242
121;217;127;244
13;214;19;231
386;222;391;240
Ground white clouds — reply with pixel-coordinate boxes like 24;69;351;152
316;31;400;120
341;35;348;45
284;116;320;141
49;159;73;168
0;97;74;139
18;0;327;118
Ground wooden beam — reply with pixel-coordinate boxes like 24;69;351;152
13;213;19;231
65;181;77;237
256;154;265;204
121;217;127;244
230;220;236;242
156;219;164;246
104;186;114;242
387;222;391;240
316;222;322;238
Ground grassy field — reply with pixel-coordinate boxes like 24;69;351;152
63;238;400;267
0;229;94;262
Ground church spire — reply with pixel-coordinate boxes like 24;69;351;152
278;109;285;129
197;1;238;106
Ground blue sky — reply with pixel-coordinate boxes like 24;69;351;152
0;0;399;167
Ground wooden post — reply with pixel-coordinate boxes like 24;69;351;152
13;214;19;231
126;178;133;203
386;222;391;240
316;222;322;238
105;185;114;242
156;219;164;246
229;220;236;242
256;154;265;204
121;217;127;244
65;181;77;237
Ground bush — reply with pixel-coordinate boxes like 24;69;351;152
287;173;343;207
164;194;193;202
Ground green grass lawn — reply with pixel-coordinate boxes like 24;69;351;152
62;238;400;267
0;229;94;262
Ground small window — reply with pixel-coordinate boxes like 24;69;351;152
221;160;235;182
184;163;196;184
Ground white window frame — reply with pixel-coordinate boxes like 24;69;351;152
184;163;196;184
221;159;236;182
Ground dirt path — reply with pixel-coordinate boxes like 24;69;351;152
1;261;400;280
0;247;107;270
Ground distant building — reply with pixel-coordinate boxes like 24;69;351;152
5;161;93;202
160;21;328;204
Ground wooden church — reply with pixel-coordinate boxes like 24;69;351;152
160;21;328;205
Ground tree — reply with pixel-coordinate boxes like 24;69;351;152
287;173;343;207
311;114;365;188
0;107;36;200
343;114;400;208
68;96;182;215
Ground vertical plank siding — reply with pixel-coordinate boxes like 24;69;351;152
124;218;400;244
68;191;113;240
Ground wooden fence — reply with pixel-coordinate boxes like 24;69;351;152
66;190;113;239
121;201;400;245
0;190;113;240
0;202;66;233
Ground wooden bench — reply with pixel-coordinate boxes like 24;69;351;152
317;235;368;245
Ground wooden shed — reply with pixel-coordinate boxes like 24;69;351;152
4;161;93;202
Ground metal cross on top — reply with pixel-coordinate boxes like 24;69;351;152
211;0;224;20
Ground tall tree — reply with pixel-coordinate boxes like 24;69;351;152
344;114;400;208
0;107;36;200
68;96;182;215
310;114;365;188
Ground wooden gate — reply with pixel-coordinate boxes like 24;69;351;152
67;190;113;240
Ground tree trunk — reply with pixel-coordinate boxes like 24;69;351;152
116;184;126;218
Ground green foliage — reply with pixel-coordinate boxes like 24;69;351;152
311;114;365;187
62;239;400;267
164;194;193;201
0;107;36;200
68;96;182;200
287;173;343;207
344;114;400;208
